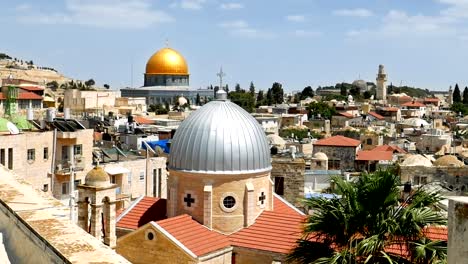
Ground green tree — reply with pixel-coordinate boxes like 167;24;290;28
453;83;462;103
225;84;229;93
271;82;284;104
289;170;447;264
363;90;372;99
46;81;59;90
235;83;241;92
340;83;347;96
196;93;201;106
103;84;110;89
249;82;255;97
256;90;265;106
229;91;255;112
266;88;273;105
463;87;468;104
85;79;95;87
300;86;314;99
307;102;337;119
451;102;468;116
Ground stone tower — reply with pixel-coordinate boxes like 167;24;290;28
376;64;388;100
77;166;117;248
448;85;453;106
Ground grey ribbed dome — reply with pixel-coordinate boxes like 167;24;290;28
169;100;271;174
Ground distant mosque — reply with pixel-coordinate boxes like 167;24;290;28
120;46;215;105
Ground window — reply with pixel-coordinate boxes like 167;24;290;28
27;149;35;161
8;148;13;169
223;196;236;209
62;182;70;195
366;138;372;145
316;161;322;167
43;184;48;192
74;144;82;156
74;179;81;189
62;146;69;160
139;171;145;181
127;172;132;184
0;149;5;166
111;175;116;184
275;177;284;195
43;147;49;160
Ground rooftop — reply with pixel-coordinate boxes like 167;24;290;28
0;166;129;263
313;135;361;147
117;196;166;230
356;150;393;161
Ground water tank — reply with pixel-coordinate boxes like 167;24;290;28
46;108;56;122
26;108;34;121
64;108;71;119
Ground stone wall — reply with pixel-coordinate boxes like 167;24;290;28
313;145;358;171
400;166;468;188
232;247;284;264
271;157;305;207
448;197;468;264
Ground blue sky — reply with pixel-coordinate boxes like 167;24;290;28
2;0;468;92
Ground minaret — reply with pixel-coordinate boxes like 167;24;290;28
448;85;453;106
376;64;388;100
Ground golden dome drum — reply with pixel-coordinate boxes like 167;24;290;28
145;47;189;75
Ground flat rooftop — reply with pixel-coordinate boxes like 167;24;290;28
0;166;129;263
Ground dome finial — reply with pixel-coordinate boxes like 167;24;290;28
165;38;170;47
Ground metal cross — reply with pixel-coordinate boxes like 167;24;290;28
184;193;195;207
259;192;266;205
216;67;226;91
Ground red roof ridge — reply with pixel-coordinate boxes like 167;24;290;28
314;135;361;147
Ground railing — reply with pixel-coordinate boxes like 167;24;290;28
55;157;86;174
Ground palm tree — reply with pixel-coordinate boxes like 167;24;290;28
288;170;447;264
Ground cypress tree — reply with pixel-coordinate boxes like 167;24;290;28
453;83;462;103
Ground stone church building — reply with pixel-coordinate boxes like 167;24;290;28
107;92;306;263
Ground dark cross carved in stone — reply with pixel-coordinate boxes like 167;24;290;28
259;192;266;205
184;193;195;207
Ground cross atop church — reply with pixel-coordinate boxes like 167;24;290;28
216;67;226;91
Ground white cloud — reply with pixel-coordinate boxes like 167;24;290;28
15;3;32;11
17;0;174;29
171;0;207;10
333;8;373;17
218;20;275;38
285;15;306;22
220;3;244;10
293;29;321;37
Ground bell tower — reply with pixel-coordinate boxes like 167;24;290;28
77;166;117;248
376;64;387;100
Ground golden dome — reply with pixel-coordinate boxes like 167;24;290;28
145;47;189;75
85;166;111;188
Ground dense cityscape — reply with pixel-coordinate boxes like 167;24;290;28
1;1;468;264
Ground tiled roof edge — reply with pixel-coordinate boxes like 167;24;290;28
273;193;305;216
116;195;145;223
150;221;198;259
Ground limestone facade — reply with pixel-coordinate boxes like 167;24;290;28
400;165;468;189
313;145;359;171
167;170;273;234
448;197;468;264
271;157;305;207
116;224;232;264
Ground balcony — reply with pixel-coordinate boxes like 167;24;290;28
55;156;86;175
57;131;79;139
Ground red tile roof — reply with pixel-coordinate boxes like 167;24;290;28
314;135;361;147
372;145;407;154
424;98;440;102
155;214;231;257
356;150;393;161
402;101;425;107
19;86;44;91
381;107;400;112
117;197;166;230
227;194;305;254
0;92;43;100
338;112;354;118
385;226;447;257
368;111;385;120
134;116;155;125
228;211;305;254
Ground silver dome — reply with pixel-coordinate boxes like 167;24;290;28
169;100;271;174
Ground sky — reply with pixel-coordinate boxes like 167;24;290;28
2;0;468;92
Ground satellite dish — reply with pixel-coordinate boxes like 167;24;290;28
7;122;19;135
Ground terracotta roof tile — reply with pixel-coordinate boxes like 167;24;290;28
314;135;361;147
134;116;154;125
117;197;166;230
228;211;305;254
19;86;44;91
402;101;425;107
381;107;399;112
368;111;385;120
338;112;354;118
0;92;43;100
356;150;393;161
273;194;305;216
156;214;231;257
372;145;407;154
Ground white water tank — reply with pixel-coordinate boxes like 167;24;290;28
64;108;70;119
26;108;34;121
46;108;56;122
